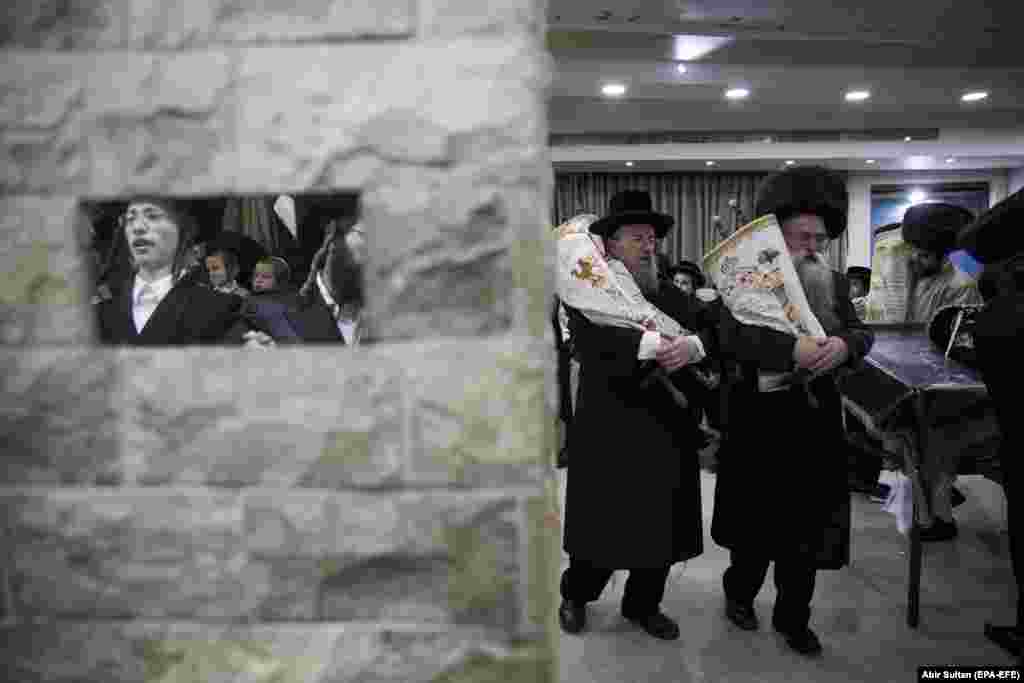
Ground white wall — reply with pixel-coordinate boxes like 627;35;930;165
844;170;1010;268
1010;166;1024;195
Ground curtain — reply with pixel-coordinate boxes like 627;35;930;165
221;196;295;256
553;172;771;267
554;170;849;273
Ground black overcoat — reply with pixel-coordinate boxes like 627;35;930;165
562;284;717;569
711;273;873;569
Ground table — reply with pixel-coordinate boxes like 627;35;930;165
838;324;992;628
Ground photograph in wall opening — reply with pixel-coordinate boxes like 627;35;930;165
80;192;370;348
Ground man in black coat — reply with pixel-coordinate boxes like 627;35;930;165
95;197;242;346
711;166;874;656
558;190;717;641
958;188;1024;658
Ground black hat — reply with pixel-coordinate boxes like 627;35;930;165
957;188;1024;264
902;202;973;255
874;222;901;238
754;165;848;239
846;266;871;281
671;260;706;288
588;190;674;239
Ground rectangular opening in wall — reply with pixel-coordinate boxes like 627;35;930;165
80;192;367;347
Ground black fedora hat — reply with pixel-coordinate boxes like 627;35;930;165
755;165;848;239
957;188;1024;264
902;202;974;255
846;266;871;282
671;260;706;287
588;190;674;239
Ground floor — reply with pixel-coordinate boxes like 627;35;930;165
556;453;1019;683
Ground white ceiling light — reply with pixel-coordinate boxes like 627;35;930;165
909;189;928;203
866;159;877;164
676;63;688;74
962;91;989;102
785;160;796;165
725;88;750;100
602;83;627;97
672;34;734;61
845;90;871;102
625;161;634;167
904;136;913;142
705;160;716;166
945;157;955;163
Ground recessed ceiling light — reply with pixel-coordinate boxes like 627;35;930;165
962;91;989;102
725;88;750;100
625;161;634;167
705;160;717;166
909;189;928;203
602;83;627;97
845;90;871;102
785;160;796;165
945;157;955;163
866;159;877;164
904;136;913;142
676;63;688;74
763;137;773;143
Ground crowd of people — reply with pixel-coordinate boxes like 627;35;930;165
88;195;369;348
553;167;1024;660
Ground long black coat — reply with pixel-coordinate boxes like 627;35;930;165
711;273;873;569
563;285;717;569
96;279;242;346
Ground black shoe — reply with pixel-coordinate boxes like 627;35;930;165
725;599;759;631
773;622;823;656
559;600;586;634
985;623;1024;656
623;611;681;640
920;518;958;542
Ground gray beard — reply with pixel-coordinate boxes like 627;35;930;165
796;254;840;333
632;259;660;297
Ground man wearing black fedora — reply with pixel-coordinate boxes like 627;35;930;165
558;189;717;641
958;188;1024;658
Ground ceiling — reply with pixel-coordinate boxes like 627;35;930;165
546;0;1024;172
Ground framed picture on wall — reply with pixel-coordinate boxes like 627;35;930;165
870;182;988;277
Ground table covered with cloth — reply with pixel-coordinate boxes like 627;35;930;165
837;324;1002;627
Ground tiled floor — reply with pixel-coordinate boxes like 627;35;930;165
557;462;1019;683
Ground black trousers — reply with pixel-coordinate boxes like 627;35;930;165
561;558;670;618
722;551;816;630
1000;447;1024;627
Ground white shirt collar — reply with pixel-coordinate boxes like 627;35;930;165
132;273;175;303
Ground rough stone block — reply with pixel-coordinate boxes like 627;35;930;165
0;196;95;344
0;0;414;48
115;347;404;488
403;338;548;486
1;488;261;619
0;349;119;485
243;489;524;628
419;0;545;38
0;622;554;683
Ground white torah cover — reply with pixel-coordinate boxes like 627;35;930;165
553;214;686;339
862;226;912;323
702;214;826;339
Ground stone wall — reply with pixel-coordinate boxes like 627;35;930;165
0;1;557;681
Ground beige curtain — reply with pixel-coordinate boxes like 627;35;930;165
554;172;771;266
554;170;849;273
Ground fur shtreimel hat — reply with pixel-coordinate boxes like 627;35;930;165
754;165;848;239
901;202;974;255
957;188;1024;264
588;190;674;239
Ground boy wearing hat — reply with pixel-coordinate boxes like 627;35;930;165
559;190;717;642
669;260;706;297
958;188;1024;657
901;202;983;324
711;166;873;657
